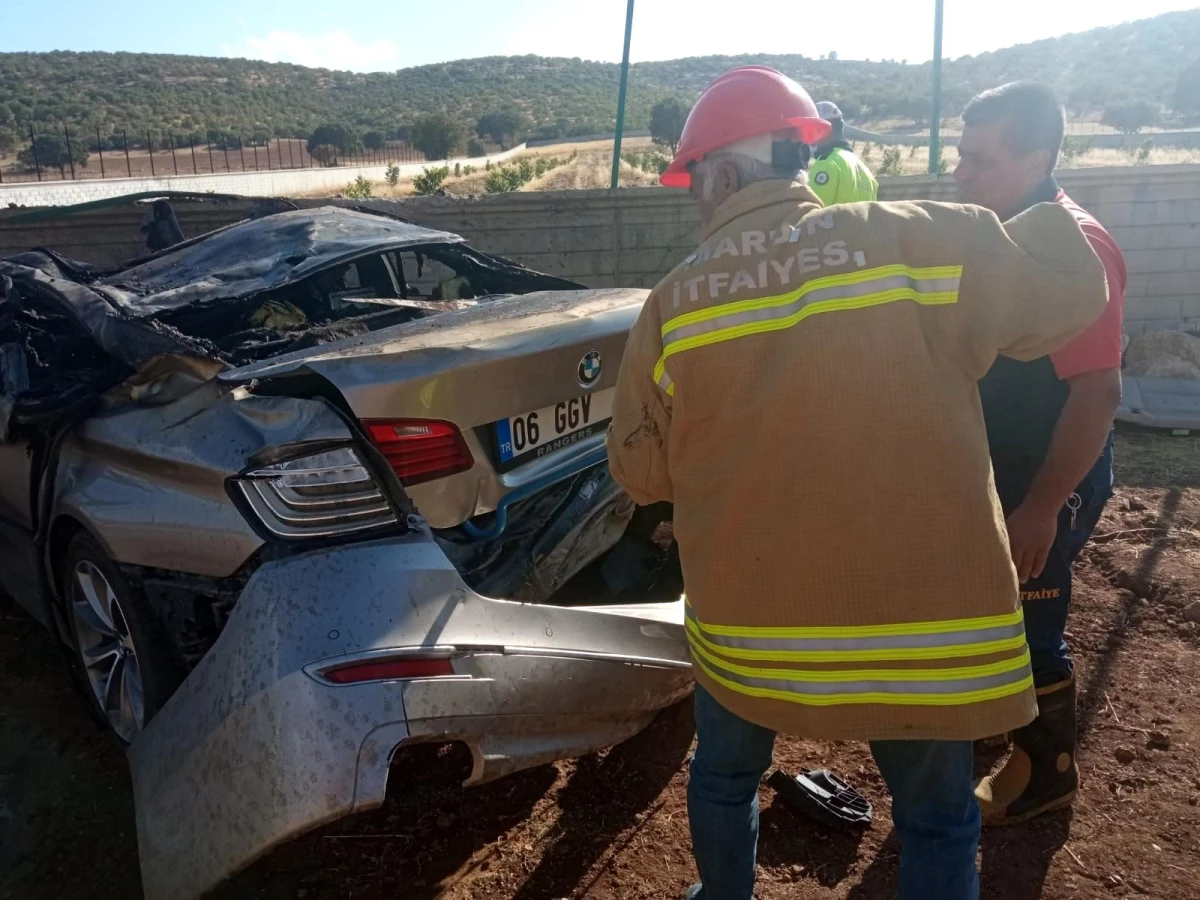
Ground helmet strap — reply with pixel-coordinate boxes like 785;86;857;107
772;140;811;172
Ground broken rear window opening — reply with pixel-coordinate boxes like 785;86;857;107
0;206;581;431
153;242;535;367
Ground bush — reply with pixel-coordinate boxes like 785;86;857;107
484;155;565;192
1059;135;1087;164
308;124;358;161
485;167;520;193
385;163;400;186
454;162;461;177
412;165;451;195
621;149;669;175
411;112;468;160
876;146;903;176
344;175;373;199
1136;137;1154;164
649;97;690;153
861;142;873;159
1102;99;1160;135
462;164;475;175
18;134;88;176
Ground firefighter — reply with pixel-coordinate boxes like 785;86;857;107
607;65;1109;900
808;100;878;204
955;83;1127;825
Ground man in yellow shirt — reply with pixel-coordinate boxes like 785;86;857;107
809;100;879;205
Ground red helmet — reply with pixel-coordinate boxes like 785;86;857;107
660;66;831;188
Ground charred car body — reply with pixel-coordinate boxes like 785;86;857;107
0;204;689;900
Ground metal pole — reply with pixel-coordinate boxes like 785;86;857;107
222;136;231;171
286;137;295;168
276;139;284;169
169;131;178;174
63;125;77;179
928;0;945;175
147;130;155;176
96;127;106;178
253;141;260;170
29;126;42;181
190;135;198;174
207;135;215;173
609;0;636;190
123;130;132;177
238;138;246;171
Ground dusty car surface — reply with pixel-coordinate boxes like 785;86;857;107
0;203;689;900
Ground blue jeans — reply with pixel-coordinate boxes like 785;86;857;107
1018;432;1113;686
687;684;980;900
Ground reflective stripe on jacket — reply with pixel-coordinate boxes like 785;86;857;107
809;145;879;205
607;180;1109;741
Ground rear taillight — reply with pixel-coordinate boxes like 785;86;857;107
324;657;456;684
364;419;474;486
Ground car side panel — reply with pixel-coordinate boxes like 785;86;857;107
53;383;355;578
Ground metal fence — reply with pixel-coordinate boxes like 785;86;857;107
0;125;426;185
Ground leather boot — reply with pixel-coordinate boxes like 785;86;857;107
975;675;1077;825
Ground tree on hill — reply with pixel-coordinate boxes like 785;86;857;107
475;108;528;150
306;123;359;165
18;133;88;176
649;97;689;153
1102;99;1160;134
411;112;468;160
1175;59;1200;121
362;131;386;150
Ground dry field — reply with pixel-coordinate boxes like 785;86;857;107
302;133;1197;200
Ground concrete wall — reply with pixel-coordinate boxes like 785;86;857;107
1;164;1196;335
0;145;528;209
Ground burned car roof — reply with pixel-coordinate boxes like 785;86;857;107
92;207;467;317
1;205;582;382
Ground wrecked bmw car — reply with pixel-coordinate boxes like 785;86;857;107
0;204;689;900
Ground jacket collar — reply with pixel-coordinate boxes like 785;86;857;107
814;140;854;161
703;180;824;241
1013;175;1062;217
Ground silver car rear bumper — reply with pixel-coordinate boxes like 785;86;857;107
127;527;690;900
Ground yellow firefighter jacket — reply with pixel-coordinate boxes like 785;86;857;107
607;179;1109;741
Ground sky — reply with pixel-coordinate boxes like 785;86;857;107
2;0;1197;72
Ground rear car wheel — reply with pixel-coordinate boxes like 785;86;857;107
63;533;183;744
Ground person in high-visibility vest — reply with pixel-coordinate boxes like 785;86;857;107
607;65;1110;900
808;100;879;205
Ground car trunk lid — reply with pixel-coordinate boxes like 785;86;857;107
221;288;648;528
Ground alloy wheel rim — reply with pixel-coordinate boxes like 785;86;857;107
71;561;145;742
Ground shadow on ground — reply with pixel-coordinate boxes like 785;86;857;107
0;595;142;900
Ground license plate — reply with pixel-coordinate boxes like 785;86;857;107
494;388;615;470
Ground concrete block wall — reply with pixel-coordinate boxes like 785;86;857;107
0;145;528;209
0;164;1195;335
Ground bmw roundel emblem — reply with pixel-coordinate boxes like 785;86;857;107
578;350;603;386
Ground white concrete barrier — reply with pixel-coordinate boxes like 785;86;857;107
0;145;529;208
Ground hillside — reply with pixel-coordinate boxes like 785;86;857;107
0;8;1197;149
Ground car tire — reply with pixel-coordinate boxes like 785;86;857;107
62;532;183;744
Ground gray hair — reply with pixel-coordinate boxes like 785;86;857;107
695;152;807;200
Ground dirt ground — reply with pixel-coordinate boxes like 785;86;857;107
2;428;1198;900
